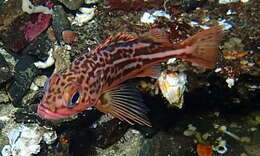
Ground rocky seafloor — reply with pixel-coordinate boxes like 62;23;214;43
0;0;259;156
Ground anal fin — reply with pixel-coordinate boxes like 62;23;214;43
95;33;137;51
95;84;151;127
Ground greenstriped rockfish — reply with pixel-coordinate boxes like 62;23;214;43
37;26;223;126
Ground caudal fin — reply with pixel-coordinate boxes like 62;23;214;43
177;26;223;69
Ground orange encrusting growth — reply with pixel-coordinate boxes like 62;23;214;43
197;144;213;156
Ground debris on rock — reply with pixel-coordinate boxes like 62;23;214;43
1;124;57;156
140;10;171;24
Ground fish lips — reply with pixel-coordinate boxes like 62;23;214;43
37;103;67;120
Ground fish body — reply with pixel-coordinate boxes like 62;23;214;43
38;26;223;126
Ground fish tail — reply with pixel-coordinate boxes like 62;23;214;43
176;26;223;69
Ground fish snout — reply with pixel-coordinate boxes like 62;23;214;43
37;103;67;120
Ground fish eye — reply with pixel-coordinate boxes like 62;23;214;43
68;92;80;107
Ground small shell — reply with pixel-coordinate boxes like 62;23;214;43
79;7;96;14
72;11;95;26
158;72;187;108
62;30;78;44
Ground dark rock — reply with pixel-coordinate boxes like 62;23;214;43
139;131;195;156
22;32;52;61
0;53;12;84
52;5;71;43
93;118;129;148
180;0;208;12
0;0;53;52
105;0;164;11
8;56;38;107
0;89;10;104
0;0;23;31
57;0;83;10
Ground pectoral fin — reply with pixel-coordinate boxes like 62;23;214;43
136;64;161;79
95;84;151;127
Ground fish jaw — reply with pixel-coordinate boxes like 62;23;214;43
37;103;68;120
37;100;91;120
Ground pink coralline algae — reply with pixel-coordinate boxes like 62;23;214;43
21;1;54;42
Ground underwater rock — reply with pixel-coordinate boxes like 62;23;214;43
20;1;53;44
21;32;52;61
0;54;12;84
0;0;53;52
0;47;16;70
0;90;10;104
105;0;164;11
139;131;195;156
93;118;129;148
57;0;83;10
0;0;24;31
1;124;57;156
8;57;38;107
95;129;143;156
52;5;71;43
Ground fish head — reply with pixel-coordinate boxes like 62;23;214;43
37;73;89;120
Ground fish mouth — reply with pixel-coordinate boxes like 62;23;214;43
37;103;67;120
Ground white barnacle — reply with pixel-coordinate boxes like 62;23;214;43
158;72;187;108
72;7;96;26
183;124;197;136
141;10;171;24
34;48;55;69
140;12;156;24
218;19;233;30
1;124;57;156
226;77;237;88
22;0;53;14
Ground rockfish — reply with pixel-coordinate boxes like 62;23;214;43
37;26;223;126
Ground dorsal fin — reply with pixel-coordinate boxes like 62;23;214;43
141;28;172;46
95;33;137;51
